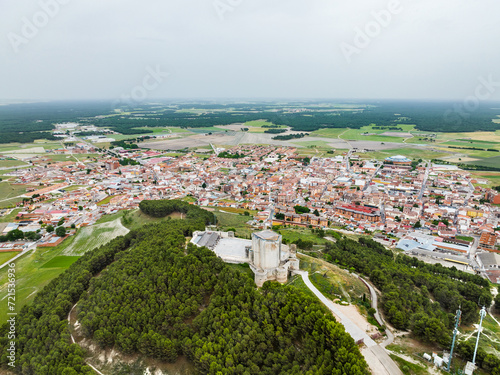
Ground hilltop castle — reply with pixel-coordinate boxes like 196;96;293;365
191;229;299;287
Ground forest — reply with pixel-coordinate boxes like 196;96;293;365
1;101;498;144
139;199;216;225
0;200;368;374
320;236;500;374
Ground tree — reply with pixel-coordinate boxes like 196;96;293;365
56;226;66;237
313;209;320;217
201;182;207;189
46;225;54;233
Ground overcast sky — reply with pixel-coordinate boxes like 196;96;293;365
2;0;500;101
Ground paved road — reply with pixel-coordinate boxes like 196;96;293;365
296;271;402;375
418;161;431;203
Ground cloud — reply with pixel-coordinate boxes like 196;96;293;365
1;0;499;101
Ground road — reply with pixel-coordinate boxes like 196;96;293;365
296;271;402;375
363;164;382;192
0;237;46;271
358;276;395;347
418;161;431;203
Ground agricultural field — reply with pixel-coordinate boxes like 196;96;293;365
465;155;500;168
358;147;450;161
293;140;332;148
0;159;28;168
63;218;129;256
469;172;500;188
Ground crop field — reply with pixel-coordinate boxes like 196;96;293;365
465;155;500;168
41;256;80;268
292;140;332;148
443;140;500;149
340;128;408;143
0;159;28;168
356;147;449;161
469;172;500;187
63;218;129;256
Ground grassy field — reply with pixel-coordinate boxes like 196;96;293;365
293;140;332;148
0;182;29;208
213;210;253;237
358;147;450;161
0;237;77;322
298;254;368;302
286;274;318;300
341;129;408;143
121;209;167;231
244;120;283;128
0;159;28;168
309;128;348;138
0;215;131;321
96;195;113;206
465;155;500;168
0;209;21;223
41;256;80;268
469;172;500;188
389;354;428;375
64;219;129;256
0;252;19;265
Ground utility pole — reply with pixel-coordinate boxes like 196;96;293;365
447;307;461;372
472;307;487;365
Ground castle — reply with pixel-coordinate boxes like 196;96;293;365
191;229;299;287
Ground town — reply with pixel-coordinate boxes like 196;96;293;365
1;132;499;286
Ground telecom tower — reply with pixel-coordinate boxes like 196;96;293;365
464;306;487;375
447;307;461;372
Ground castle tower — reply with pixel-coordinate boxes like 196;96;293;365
251;230;281;270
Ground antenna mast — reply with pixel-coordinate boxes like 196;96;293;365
447;307;461;372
